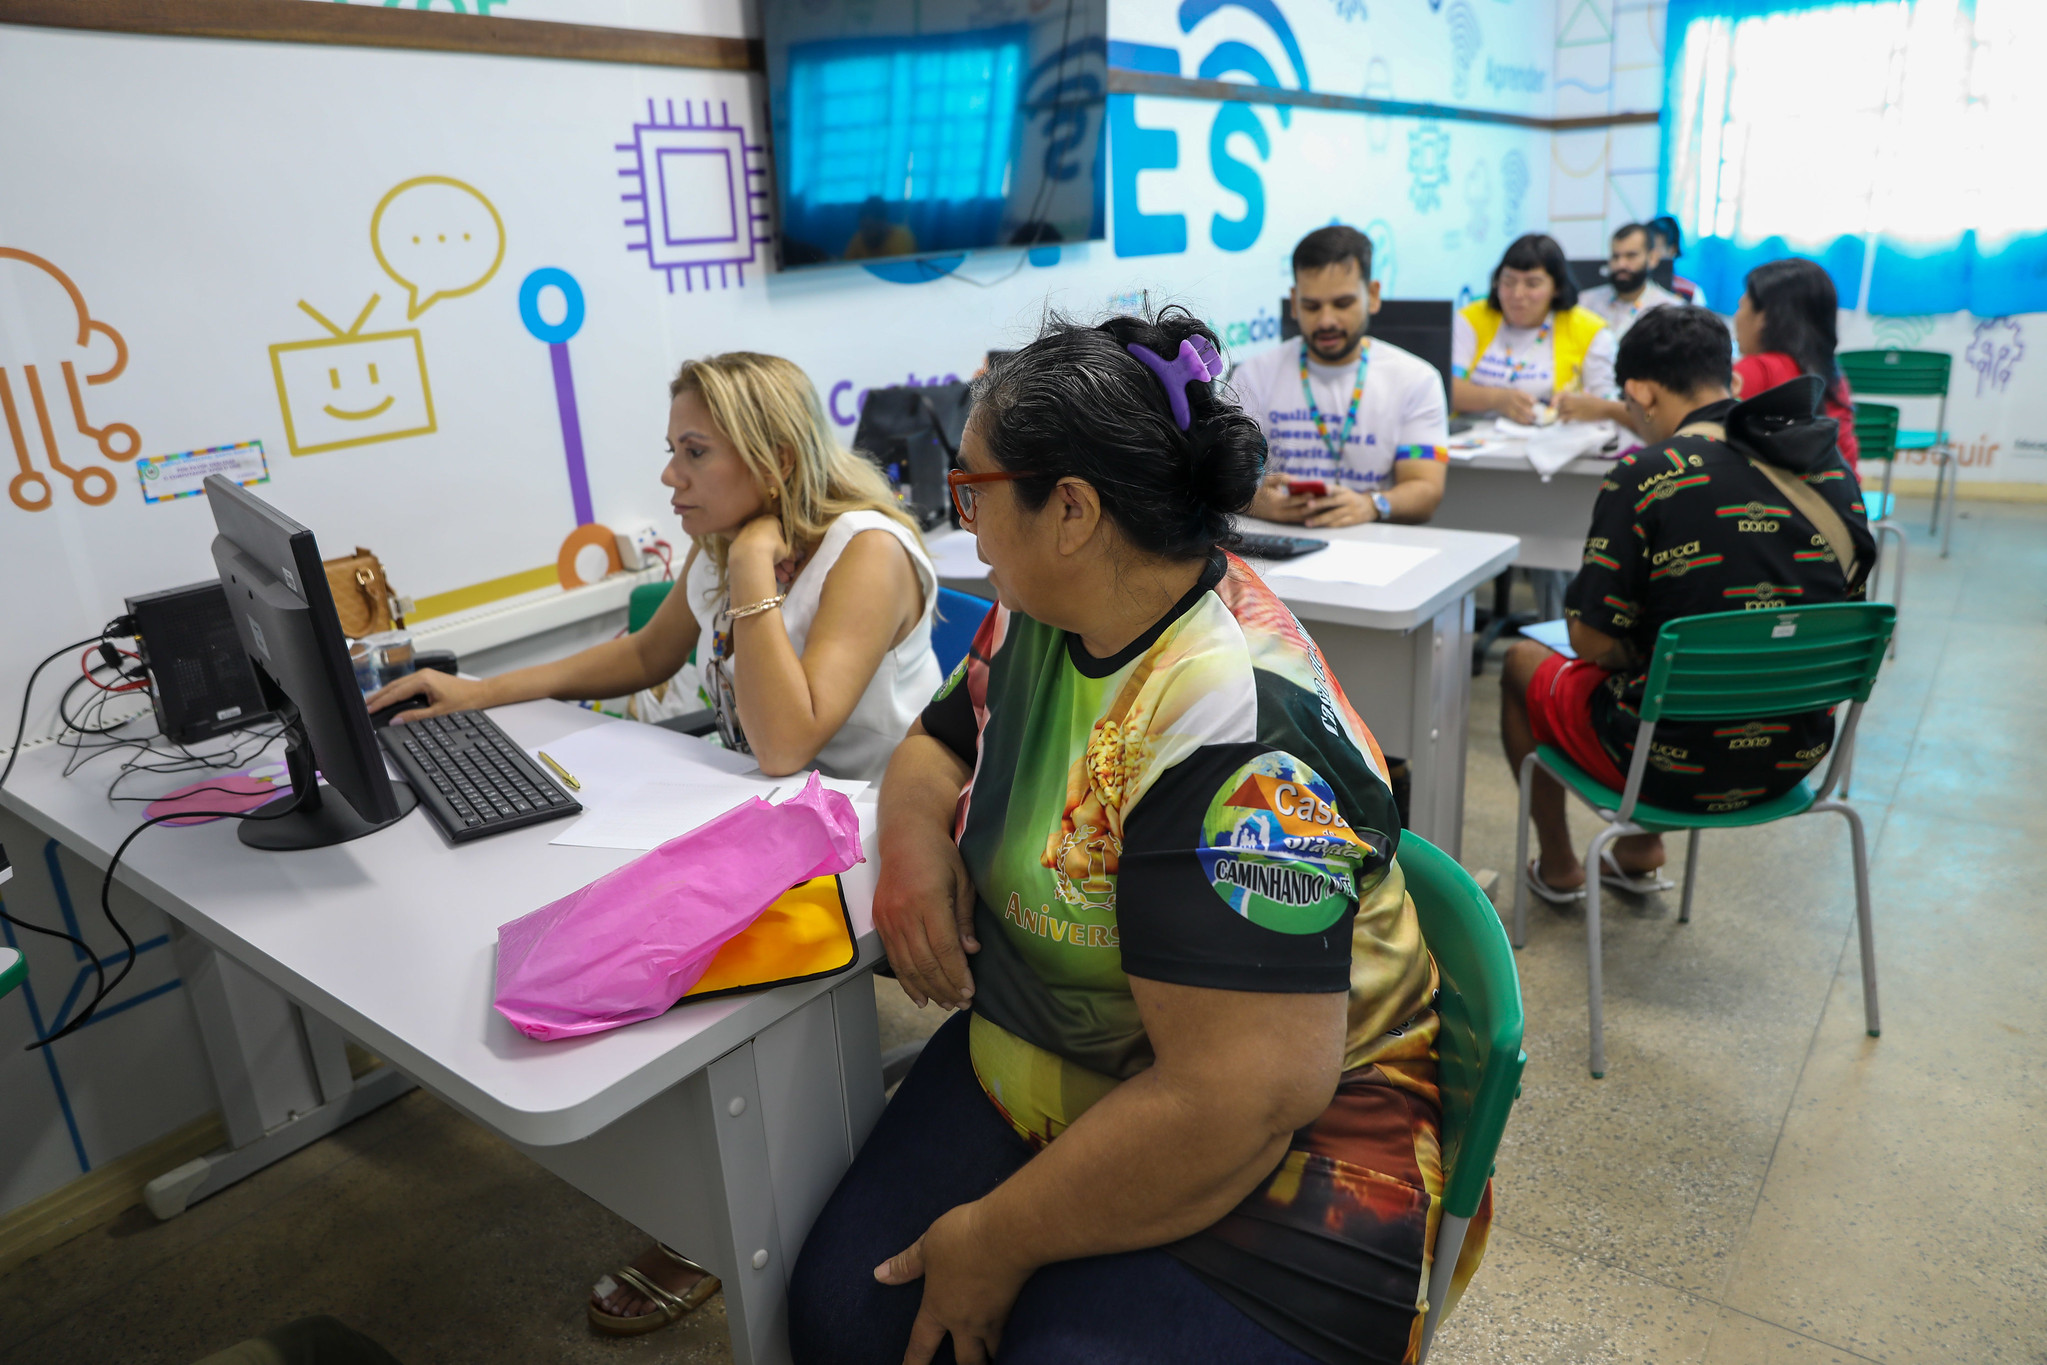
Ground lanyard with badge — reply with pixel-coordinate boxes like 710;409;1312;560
1299;340;1369;464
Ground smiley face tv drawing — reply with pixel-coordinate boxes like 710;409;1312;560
268;295;436;456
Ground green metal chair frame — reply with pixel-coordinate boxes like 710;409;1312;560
1512;604;1894;1077
1852;402;1907;659
1839;349;1957;558
1398;833;1527;1362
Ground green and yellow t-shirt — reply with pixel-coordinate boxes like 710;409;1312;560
920;553;1437;1147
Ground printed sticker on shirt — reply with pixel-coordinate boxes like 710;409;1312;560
1197;752;1385;934
932;654;968;703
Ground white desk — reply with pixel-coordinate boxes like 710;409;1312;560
1433;450;1613;572
928;521;1517;857
0;701;884;1365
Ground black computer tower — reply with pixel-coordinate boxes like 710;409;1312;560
126;581;273;743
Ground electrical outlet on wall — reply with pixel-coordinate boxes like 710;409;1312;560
614;523;666;570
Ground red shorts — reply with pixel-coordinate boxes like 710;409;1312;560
1525;652;1629;789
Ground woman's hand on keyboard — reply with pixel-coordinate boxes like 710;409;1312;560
366;668;487;724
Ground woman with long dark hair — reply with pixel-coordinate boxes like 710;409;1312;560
1734;258;1859;470
790;307;1491;1364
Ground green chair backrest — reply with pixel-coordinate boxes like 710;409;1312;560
1853;402;1900;465
1397;832;1526;1220
628;580;674;634
1838;349;1950;399
1639;604;1896;725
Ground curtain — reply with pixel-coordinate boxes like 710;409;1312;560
1662;0;2047;315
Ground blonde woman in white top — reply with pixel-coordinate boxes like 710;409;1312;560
369;351;938;784
369;351;938;1329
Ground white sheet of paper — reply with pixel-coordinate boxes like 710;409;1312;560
1249;539;1439;587
549;772;871;850
526;718;752;804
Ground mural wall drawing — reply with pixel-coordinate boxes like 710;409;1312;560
268;176;504;456
618;99;770;293
0;248;139;511
269;296;436;455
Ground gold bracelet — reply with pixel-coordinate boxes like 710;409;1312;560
722;593;786;623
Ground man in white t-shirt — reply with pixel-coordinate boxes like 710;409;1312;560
1579;223;1682;341
1230;225;1450;528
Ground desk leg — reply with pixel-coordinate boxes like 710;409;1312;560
1406;593;1476;860
1313;596;1475;859
144;926;415;1218
515;977;882;1365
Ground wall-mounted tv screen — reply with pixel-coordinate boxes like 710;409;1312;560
759;0;1108;270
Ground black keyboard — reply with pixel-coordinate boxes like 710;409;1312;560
378;710;582;843
1237;532;1330;561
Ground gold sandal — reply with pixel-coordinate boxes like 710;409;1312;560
587;1243;722;1336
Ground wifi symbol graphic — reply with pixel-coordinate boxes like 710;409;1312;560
1447;2;1482;99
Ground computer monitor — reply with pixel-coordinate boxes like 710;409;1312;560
203;475;417;850
853;382;973;529
1569;258;1610;293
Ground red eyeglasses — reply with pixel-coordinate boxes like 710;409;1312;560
947;469;1027;524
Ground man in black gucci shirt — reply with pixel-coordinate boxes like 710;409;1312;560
1499;305;1874;898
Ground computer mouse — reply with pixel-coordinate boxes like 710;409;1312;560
369;693;433;729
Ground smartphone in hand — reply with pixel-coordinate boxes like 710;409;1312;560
1286;479;1328;498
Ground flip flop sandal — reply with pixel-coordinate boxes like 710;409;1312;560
1524;859;1587;904
588;1244;722;1336
1598;848;1675;895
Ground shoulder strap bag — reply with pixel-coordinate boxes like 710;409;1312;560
1675;421;1864;590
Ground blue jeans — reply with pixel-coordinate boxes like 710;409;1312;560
787;1010;1317;1365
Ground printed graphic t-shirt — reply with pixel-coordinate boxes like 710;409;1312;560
919;553;1436;1144
1452;314;1619;400
1563;399;1876;811
1228;338;1450;493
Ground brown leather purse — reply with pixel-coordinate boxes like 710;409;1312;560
322;547;406;639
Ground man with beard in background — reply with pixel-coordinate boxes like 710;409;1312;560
1579;222;1683;342
1230;225;1450;528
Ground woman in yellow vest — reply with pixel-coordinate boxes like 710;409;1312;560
1452;233;1633;431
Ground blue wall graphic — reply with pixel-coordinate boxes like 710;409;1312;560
1109;0;1310;259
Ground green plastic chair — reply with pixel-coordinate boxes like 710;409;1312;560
1839;349;1956;557
627;580;674;634
1852;403;1907;659
1512;604;1895;1077
1397;833;1527;1361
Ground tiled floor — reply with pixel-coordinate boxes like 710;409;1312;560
3;500;2041;1364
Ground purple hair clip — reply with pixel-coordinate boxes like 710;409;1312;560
1127;335;1225;430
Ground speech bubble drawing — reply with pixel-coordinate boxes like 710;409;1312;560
371;176;505;320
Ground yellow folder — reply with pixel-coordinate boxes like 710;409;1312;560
680;874;859;1001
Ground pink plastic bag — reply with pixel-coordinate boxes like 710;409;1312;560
493;773;864;1041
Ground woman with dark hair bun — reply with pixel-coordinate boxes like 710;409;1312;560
1735;257;1859;470
1453;232;1628;429
789;307;1491;1365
